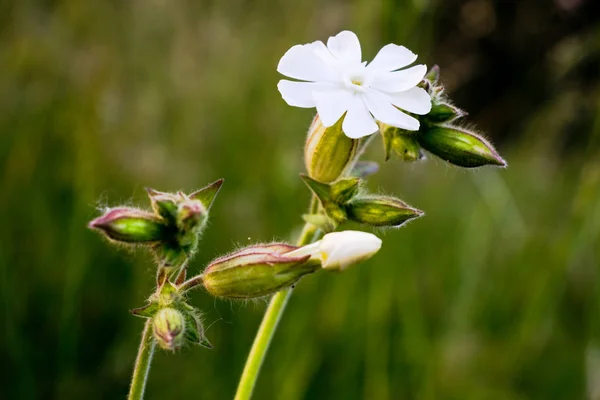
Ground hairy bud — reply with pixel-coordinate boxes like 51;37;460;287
153;308;185;351
176;198;207;235
88;208;165;244
425;102;465;124
199;244;317;299
346;196;424;227
418;126;506;168
305;115;358;183
381;124;424;162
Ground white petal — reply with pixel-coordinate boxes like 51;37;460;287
278;80;332;108
342;95;379;138
318;231;382;271
386;87;432;115
363;89;420;131
371;64;427;93
277;43;339;82
366;44;417;72
313;89;354;126
306;40;338;67
327;31;362;65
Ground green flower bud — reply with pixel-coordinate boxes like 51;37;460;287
305;115;358;183
425;102;465;124
418;126;506;168
176;198;207;234
346;196;424;227
146;188;180;223
200;244;317;299
146;179;223;224
424;65;440;84
381;124;423;162
88;208;166;243
153;308;185;351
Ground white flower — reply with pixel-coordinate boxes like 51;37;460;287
277;30;432;139
286;230;382;271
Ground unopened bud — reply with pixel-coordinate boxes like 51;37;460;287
146;188;179;222
305;115;358;183
418;126;506;168
153;308;185;351
200;244;316;299
88;208;165;243
381;124;423;162
176;198;207;233
424;65;440;84
425;102;465;124
287;230;382;271
346;196;424;227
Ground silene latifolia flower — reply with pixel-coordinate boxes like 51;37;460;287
277;30;431;139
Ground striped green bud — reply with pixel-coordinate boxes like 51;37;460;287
346;196;424;227
200;244;317;299
153;308;185;351
88;208;165;244
418;126;506;168
305;115;358;183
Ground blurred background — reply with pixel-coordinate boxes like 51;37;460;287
1;0;599;398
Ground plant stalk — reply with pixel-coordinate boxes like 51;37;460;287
128;320;156;400
234;197;320;400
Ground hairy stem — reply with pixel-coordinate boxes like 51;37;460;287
128;320;156;400
234;197;320;400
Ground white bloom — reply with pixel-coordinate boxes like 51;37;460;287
277;30;432;139
286;230;382;271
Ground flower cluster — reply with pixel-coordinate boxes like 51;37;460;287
87;29;507;400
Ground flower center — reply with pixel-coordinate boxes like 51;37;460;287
343;65;371;93
350;76;364;86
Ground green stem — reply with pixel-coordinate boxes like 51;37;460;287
234;198;320;400
128;320;156;400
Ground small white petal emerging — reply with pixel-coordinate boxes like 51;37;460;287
326;30;362;65
366;44;417;72
318;231;382;271
313;89;354;126
371;64;427;93
386;87;432;115
342;95;379;138
363;90;420;131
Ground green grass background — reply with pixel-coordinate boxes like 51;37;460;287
1;0;600;399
